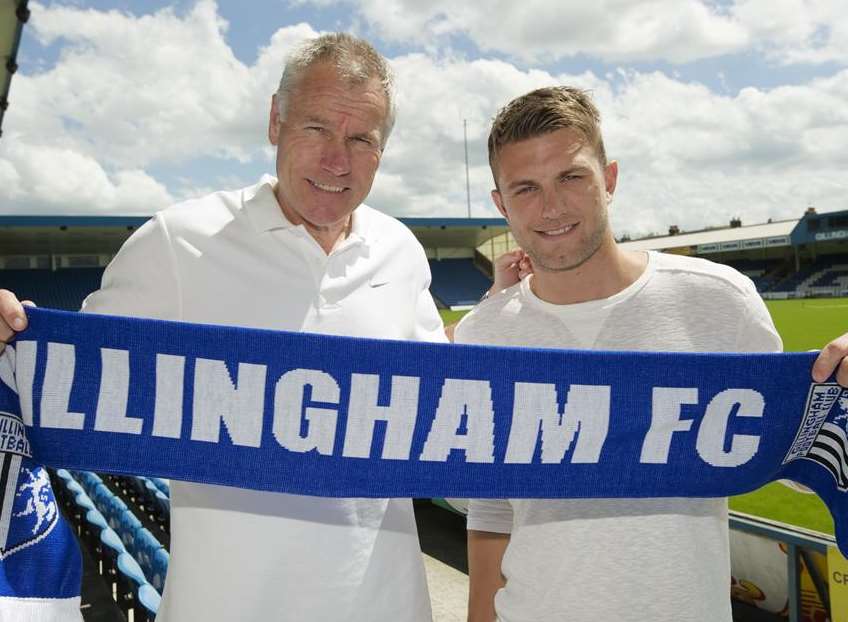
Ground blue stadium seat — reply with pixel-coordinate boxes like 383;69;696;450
133;527;169;593
137;583;162;620
114;551;162;619
72;491;96;513
150;548;170;593
51;466;165;618
116;511;143;551
0;268;104;311
150;478;170;497
117;552;147;588
428;259;492;307
80;508;110;558
55;469;72;482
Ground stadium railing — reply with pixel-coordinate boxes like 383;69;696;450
729;510;833;621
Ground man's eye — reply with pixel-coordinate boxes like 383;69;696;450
351;136;374;146
305;126;324;132
515;186;535;195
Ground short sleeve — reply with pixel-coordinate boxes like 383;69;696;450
411;254;448;344
82;213;181;320
467;499;514;534
734;280;782;353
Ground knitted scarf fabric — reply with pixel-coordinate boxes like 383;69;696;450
1;307;847;612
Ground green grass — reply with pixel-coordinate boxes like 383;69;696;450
440;297;848;535
729;482;834;534
439;309;471;325
729;297;848;535
766;298;848;353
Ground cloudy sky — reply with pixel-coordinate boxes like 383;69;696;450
1;0;846;238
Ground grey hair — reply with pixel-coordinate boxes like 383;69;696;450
275;33;396;148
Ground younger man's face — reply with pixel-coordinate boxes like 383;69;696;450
491;128;618;273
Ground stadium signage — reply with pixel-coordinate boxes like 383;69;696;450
815;230;848;242
6;341;765;468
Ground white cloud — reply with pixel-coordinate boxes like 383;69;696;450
295;0;847;67
2;0;846;240
1;1;319;214
600;68;848;235
733;0;848;65
14;0;306;168
0;138;173;214
382;53;848;233
295;0;750;64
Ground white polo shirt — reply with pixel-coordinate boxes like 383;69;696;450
82;176;446;622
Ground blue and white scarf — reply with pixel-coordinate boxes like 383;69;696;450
1;307;847;615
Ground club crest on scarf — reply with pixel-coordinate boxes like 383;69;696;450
0;465;59;559
0;410;58;559
783;384;848;491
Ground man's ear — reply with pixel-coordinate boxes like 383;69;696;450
491;189;509;221
604;160;619;198
268;94;280;146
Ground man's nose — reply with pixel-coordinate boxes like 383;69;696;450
541;188;566;218
321;139;352;177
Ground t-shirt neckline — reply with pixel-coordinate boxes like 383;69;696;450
520;251;656;315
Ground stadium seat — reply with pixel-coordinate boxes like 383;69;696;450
149;547;170;593
116;510;143;551
428;259;492;307
115;552;148;614
150;477;170;497
0;268;104;311
137;583;162;621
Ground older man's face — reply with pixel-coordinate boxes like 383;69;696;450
268;62;388;245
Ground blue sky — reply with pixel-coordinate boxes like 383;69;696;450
2;0;846;237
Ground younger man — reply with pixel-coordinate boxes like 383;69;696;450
458;86;817;622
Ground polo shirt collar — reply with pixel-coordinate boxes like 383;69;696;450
244;175;376;248
244;175;295;233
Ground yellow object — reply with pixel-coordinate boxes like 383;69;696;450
829;547;848;621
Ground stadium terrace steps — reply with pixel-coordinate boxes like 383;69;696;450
771;254;848;294
809;267;848;288
428;259;492;308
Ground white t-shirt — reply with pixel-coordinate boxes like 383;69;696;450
81;177;447;622
455;251;782;622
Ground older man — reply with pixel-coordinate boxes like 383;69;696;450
0;33;442;621
460;85;848;622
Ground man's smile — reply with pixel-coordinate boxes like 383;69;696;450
536;223;578;237
308;178;348;193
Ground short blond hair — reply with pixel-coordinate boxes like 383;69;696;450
488;86;607;186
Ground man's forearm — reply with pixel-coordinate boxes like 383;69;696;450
467;529;510;622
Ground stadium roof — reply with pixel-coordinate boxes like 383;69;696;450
0;0;28;139
401;218;509;248
619;218;798;252
0;215;509;255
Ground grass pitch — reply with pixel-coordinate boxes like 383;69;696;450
441;297;848;535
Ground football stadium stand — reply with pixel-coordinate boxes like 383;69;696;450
428;258;492;307
52;469;163;620
1;268;104;310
